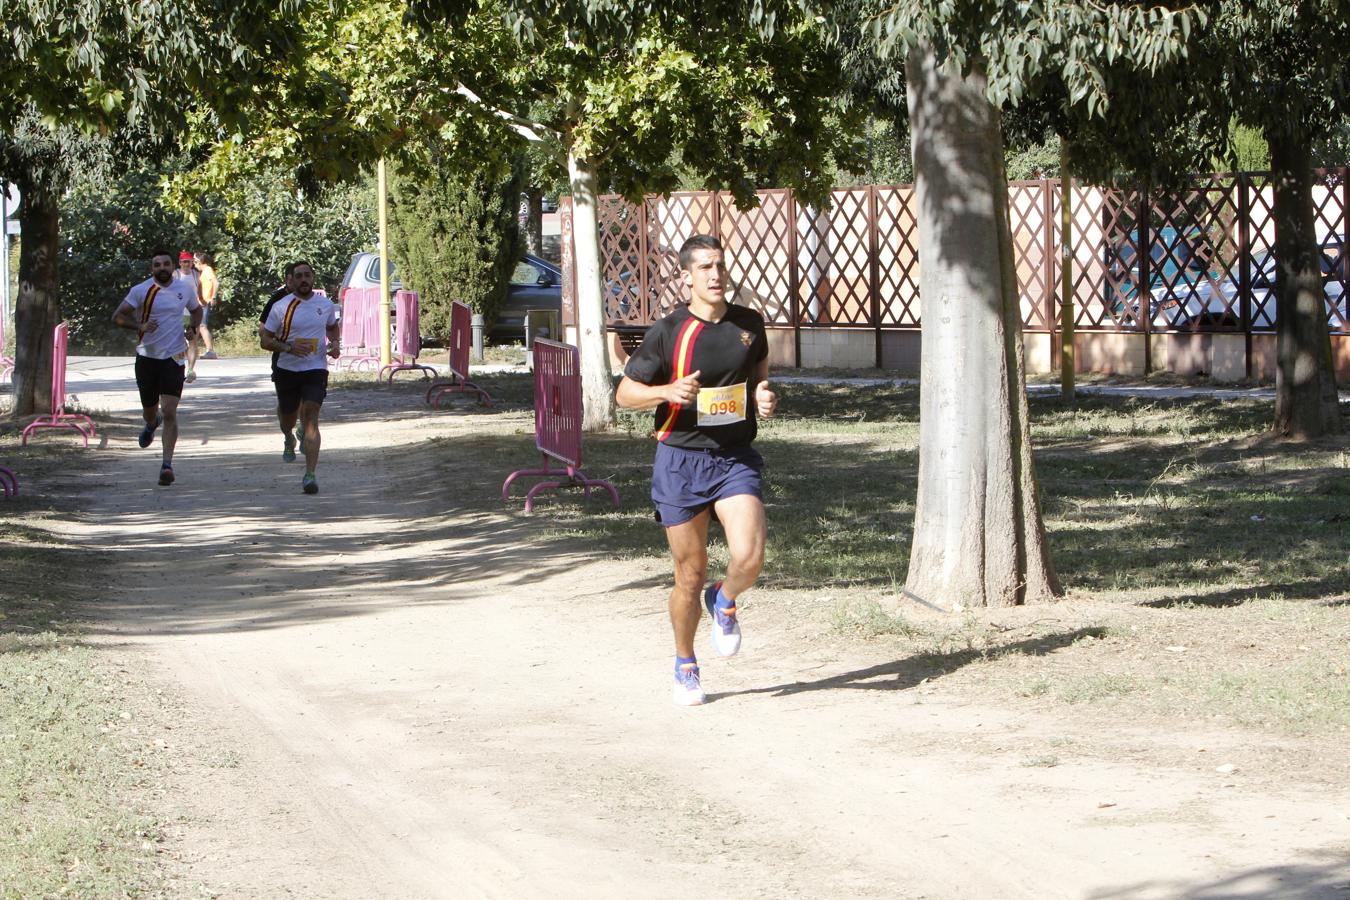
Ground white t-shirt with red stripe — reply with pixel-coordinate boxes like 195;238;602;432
265;292;338;373
123;276;201;360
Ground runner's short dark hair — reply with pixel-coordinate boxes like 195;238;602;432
679;235;722;271
284;262;299;277
291;260;313;274
151;249;175;263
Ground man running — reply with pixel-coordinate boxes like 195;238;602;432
615;234;777;706
259;263;301;460
111;249;202;486
259;261;340;494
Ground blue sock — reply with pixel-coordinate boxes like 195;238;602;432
675;655;698;674
716;585;736;611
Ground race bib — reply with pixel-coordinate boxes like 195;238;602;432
697;382;747;426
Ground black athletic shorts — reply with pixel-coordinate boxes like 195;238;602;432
135;355;186;409
274;368;329;414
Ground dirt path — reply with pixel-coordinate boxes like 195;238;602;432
56;358;1350;899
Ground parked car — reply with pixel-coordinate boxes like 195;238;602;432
1105;226;1216;328
340;251;564;344
496;255;563;341
1127;236;1346;330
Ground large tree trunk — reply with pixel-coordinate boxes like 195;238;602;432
520;189;544;257
1267;129;1341;438
11;167;60;418
567;146;617;432
902;47;1060;610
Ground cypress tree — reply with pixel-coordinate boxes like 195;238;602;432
389;158;525;343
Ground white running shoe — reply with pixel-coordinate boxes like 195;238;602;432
704;582;742;657
672;663;705;706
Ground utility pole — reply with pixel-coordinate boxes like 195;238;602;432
1059;139;1075;401
377;158;392;367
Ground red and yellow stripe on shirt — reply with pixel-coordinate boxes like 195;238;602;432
654;318;703;442
139;284;161;326
278;298;303;341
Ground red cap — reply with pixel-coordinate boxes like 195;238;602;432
179;251;193;261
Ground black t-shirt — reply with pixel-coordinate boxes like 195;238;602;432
260;286;288;369
623;304;768;450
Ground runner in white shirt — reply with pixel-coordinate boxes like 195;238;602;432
111;250;203;486
260;260;340;494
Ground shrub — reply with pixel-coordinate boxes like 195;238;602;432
388;157;524;342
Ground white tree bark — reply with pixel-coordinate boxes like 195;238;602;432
568;147;617;432
902;46;1060;609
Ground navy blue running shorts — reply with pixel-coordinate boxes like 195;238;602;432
650;443;764;527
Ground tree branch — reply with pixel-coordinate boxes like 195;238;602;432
453;83;564;157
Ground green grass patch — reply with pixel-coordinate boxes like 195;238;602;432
510;381;1348;734
532;383;1349;603
0;502;166;895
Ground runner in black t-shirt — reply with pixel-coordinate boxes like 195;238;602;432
258;263;300;460
616;234;778;707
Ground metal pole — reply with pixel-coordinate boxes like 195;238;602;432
471;313;484;362
1059;143;1076;400
0;190;9;336
377;158;392;368
1238;173;1253;379
1139;190;1152;375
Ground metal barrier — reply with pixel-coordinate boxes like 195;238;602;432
0;465;17;499
380;289;437;382
337;287;381;371
501;339;619;512
21;321;96;447
426;301;492;406
1;304;13;383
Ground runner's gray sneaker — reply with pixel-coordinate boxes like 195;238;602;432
138;414;162;448
302;472;318;494
283;432;297;462
158;464;175;486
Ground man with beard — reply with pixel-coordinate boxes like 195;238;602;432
260;261;340;494
112;250;203;486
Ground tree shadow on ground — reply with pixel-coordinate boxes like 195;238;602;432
709;626;1105;702
1085;852;1350;899
1139;575;1350;608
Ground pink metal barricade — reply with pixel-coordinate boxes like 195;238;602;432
501;339;619;512
21;321;96;448
380;289;437;382
1;309;13;383
337;287;381;371
426;301;492;406
0;465;17;499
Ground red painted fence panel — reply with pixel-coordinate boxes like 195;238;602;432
426;301;492;406
380;289;436;382
500;339;619;512
21;321;96;447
